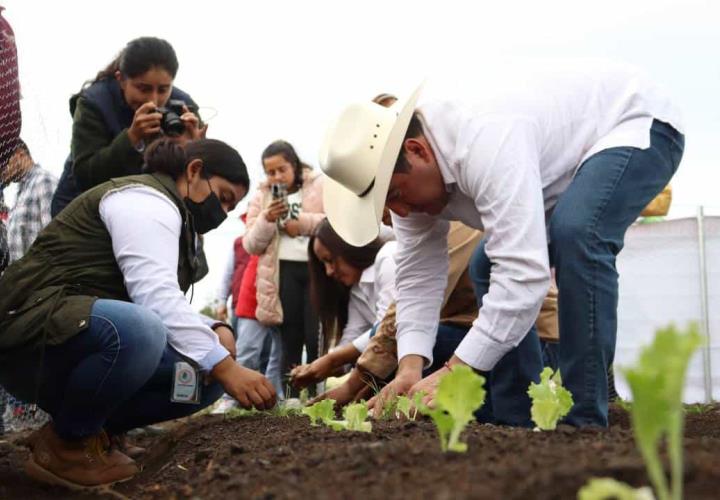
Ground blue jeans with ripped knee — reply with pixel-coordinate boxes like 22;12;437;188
37;299;223;440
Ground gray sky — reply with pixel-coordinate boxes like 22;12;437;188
3;0;718;307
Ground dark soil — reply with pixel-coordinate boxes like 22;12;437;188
2;404;719;499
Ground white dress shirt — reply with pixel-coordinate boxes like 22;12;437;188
393;59;684;371
336;241;397;353
99;186;229;371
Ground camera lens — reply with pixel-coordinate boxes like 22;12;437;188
162;112;185;137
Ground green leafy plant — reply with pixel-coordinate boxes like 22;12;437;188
271;400;304;417
528;367;574;430
377;391;399;420
683;403;708;415
578;478;655;500
223;406;260;419
396;391;426;421
301;399;372;432
419;366;486;452
299;388;310;405
302;399;336;426
334;402;372;432
623;323;703;500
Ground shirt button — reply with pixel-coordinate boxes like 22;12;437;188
78;319;87;328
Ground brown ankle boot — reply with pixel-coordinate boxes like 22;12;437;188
110;433;146;459
25;424;139;489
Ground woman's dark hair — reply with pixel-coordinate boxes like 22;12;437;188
87;37;179;87
261;140;310;190
144;138;249;190
308;218;383;352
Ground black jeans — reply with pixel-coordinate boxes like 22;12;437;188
278;260;319;397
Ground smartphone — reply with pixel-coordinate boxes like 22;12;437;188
271;183;288;205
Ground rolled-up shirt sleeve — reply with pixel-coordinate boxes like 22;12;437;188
99;186;229;371
392;213;450;366
453;118;550;371
351;329;372;353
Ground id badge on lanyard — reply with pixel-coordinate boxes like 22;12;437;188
171;361;202;404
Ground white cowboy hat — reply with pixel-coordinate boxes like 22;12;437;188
319;84;423;246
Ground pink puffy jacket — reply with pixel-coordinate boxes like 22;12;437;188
242;168;324;325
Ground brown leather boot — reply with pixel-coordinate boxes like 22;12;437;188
25;424;138;489
110;433;146;459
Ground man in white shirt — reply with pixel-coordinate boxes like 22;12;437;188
319;60;684;427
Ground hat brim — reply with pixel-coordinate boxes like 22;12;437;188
323;84;423;247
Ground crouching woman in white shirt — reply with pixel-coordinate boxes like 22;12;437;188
0;138;275;489
290;218;395;389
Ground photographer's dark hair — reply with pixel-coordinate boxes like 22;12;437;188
261;140;310;190
87;37;179;88
144;138;249;190
394;112;424;174
308;218;383;352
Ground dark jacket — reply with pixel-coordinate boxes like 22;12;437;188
0;173;201;401
51;78;197;216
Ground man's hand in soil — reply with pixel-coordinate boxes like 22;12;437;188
368;354;424;418
308;367;371;407
409;355;470;408
213;325;236;360
211;357;276;410
291;344;360;388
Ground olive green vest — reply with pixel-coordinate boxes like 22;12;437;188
0;173;201;401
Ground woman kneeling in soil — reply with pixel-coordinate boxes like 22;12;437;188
0;138;276;489
291;220;481;404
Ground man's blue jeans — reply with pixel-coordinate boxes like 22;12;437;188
37;299;224;440
466;240;544;427
550;119;684;426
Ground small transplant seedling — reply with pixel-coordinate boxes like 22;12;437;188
302;399;336;426
420;366;486;453
528;367;574;430
623;323;703;500
329;402;372;433
301;399;372;432
396;391;426;421
578;477;655;500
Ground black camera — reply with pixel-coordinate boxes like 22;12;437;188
156;99;186;137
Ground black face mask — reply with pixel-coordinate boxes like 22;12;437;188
185;177;227;234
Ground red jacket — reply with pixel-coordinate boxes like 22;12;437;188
229;237;250;309
234;254;259;319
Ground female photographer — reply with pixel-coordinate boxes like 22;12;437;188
51;36;203;215
242;140;324;397
0;139;275;488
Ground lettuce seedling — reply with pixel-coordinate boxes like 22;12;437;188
420;366;486;452
396;391;426;420
623;324;702;500
324;401;373;432
299;388;310;405
341;402;373;432
528;367;573;430
301;399;336;426
578;478;655;500
303;400;372;432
